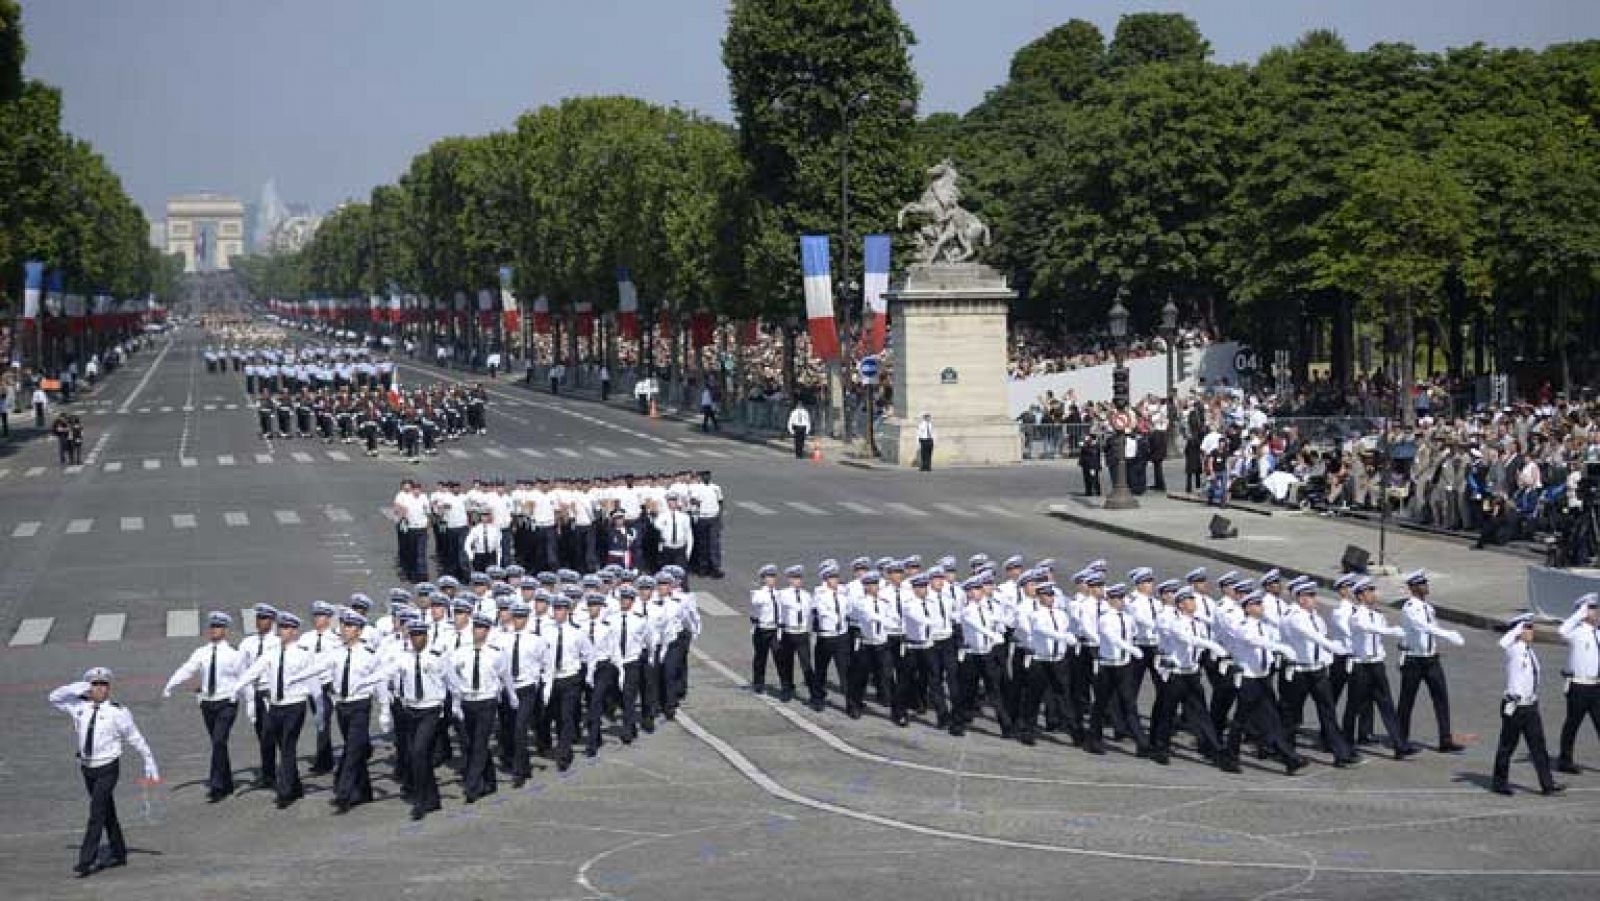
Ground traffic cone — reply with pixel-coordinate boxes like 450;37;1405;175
810;440;823;463
649;397;659;419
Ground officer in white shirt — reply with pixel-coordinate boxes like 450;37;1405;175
1088;584;1147;755
749;565;783;695
952;577;1008;737
652;491;694;572
1220;592;1305;774
1556;593;1600;774
611;587;656;742
163;611;246;801
50;667;159;878
1341;579;1416;759
502;599;551;786
433;483;469;580
236;612;325;807
916;412;936;471
902;571;953;727
773;565;816;704
1278;579;1358;766
327;610;388;811
453;612;513;801
688;470;725;578
464;508;503;573
579;594;617;756
810;561;853;710
239;604;283;788
544;597;595;772
787;402;811;458
392;479;433;582
1148;588;1228;766
1396;570;1466;754
1127;567;1163;702
1018;583;1078;746
392;620;464;819
1492;615;1564;795
299;600;341;774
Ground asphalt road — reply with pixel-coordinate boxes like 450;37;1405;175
1;328;1596;900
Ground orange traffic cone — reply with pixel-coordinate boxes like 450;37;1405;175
810;440;823;463
649;397;658;419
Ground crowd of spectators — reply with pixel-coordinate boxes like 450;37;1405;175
1007;324;1213;380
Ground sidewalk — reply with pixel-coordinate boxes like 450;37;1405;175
1045;492;1538;632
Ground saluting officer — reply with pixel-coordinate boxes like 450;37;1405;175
162;611;246;801
1492;615;1564;796
51;667;159;878
1556;593;1600;774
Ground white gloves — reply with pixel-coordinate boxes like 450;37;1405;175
1446;631;1465;647
1128;646;1144;660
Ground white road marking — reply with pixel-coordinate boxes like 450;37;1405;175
378;507;398;523
10;617;53;646
588;446;618;458
980;504;1019;518
217;454;235;466
518;447;545;458
87;613;126;642
660;448;691;458
697;448;728;459
291;451;313;463
555;448;581;458
159;405;173;413
735;500;777;516
838;501;880;516
121;516;144;531
166;609;199;638
103;461;123;472
11;521;41;538
446;448;469;459
224;403;238;410
785;501;830;516
24;466;45;477
327;450;350;462
224;510;249;527
886;502;929;518
691;590;737;617
117;337;173;413
172;513;197;529
142;458;161;470
255;453;273;464
65;518;93;534
625;447;652;458
64;465;83;474
180;457;198;467
203;404;216;411
274;510;301;525
934;503;977;518
325;507;353;523
0;468;8;479
483;447;507;459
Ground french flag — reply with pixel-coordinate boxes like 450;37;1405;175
22;260;42;320
532;295;550;333
862;234;891;354
800;235;840;361
616;267;639;339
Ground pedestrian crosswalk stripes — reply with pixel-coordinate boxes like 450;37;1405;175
120;516;144;532
291;451;314;463
12;521;40;538
934;503;976;518
837;501;880;516
167;609;199;639
9;617;52;646
625;447;652;458
518;448;545;458
25;466;45;477
65;518;93;534
735;500;777;516
64;465;83;474
555;448;581;458
274;510;301;525
224;510;249;527
143;459;161;470
784;501;830;516
255;453;273;464
218;454;236;466
104;461;123;472
979;504;1019;518
886;502;930;518
87;613;125;642
172;513;197;529
327;450;350;462
446;448;470;459
589;447;618;458
325;507;353;522
482;447;508;459
180;457;198;468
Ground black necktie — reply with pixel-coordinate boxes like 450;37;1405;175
276;646;286;700
315;633;323;654
83;703;99;759
555;628;565;673
512;633;521;680
1529;647;1539;693
1313;615;1324;664
1256;622;1267;669
341;649;352;697
413;649;424;699
472;648;481;690
768;588;777;627
207;644;218;696
1048;609;1058;658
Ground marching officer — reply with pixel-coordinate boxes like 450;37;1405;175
1148;588;1227;766
328;610;389;813
1396;570;1466;754
1088;584;1147;755
394;619;461;819
239;604;282;788
299;600;341;774
452;612;513;801
952;576;1008;737
1492;615;1564;796
544;596;594;772
1017;583;1078;746
50;668;160;878
1342;578;1416;759
235;612;323;808
1555;593;1600;775
1221;592;1305;775
612;586;656;743
502;599;551;787
775;565;817;704
749;565;782;695
162;611;246;801
1278;579;1359;766
810;560;853;711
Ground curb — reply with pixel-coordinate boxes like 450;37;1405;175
1043;503;1516;634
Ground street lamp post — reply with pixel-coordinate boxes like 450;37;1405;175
1161;296;1180;456
1104;295;1140;510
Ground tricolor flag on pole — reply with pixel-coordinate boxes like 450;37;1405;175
862;234;891;354
800;235;840;361
22;260;43;320
498;268;519;333
532;296;550;333
573;301;594;337
616;267;639;339
45;269;64;317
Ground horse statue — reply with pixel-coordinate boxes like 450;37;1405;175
896;159;991;264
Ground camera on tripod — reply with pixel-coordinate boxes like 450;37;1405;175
1579;461;1600;507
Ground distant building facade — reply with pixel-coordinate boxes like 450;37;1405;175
166;193;246;272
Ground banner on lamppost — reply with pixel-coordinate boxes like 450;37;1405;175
476;288;496;329
799;234;840;361
862;234;891;354
22;261;43;320
691;309;716;350
498;268;519;334
45;269;64;317
573;301;595;337
616;267;639;339
532;295;550;334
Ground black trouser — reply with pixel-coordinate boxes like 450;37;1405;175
266;700;307;803
617;661;644;739
1068;645;1097;733
77;759;124;870
1558;682;1600;765
1206;656;1237;738
406;706;441;816
910;644;952;724
510;684;542;777
1331;653;1374;738
460;698;498;799
955;648;1010;733
1090;662;1146;751
811;633;853;704
848;643;902;719
601;379;611;401
1227;676;1299;765
333;698;373;804
1132;643;1159;705
792;426;807;459
701;405;717;431
392;703;413;795
775;631;815;697
1149;671;1220;757
664;634;690;711
1279;667;1354;761
751;626;780;690
312;685;334;771
1342;662;1404;748
1082;466;1101;496
442;526;467;580
586;663;619;753
1397;655;1452;748
200;699;238;797
548;676;582;767
1020;658;1073;741
252;690;275;784
919;438;933;471
1494;702;1556;791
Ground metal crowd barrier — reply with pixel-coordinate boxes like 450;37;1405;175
1018;423;1094;460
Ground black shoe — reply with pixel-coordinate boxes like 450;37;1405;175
948;725;965;737
750;683;766;695
1394;745;1419;760
557;759;571;772
307;766;332;776
464;793;477;804
893;715;909;728
1285;756;1307;775
1220;759;1242;774
777;689;793;703
1556;761;1581;775
332;800;352;815
1358;734;1379;746
584;747;597;758
846;707;862;720
1542;782;1568;796
74;864;95;878
1018;734;1036;746
410;807;428;821
1085;743;1106;756
1438;741;1466;754
1490;784;1514;796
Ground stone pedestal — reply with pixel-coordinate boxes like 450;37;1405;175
880;263;1022;467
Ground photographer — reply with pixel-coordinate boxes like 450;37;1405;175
1473;494;1519;549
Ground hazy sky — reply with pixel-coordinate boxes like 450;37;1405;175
21;0;1600;221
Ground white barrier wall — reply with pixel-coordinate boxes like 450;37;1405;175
1006;341;1241;417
